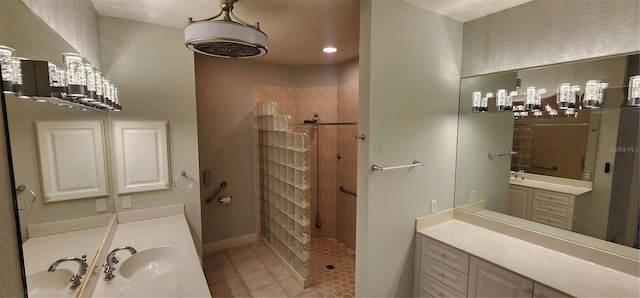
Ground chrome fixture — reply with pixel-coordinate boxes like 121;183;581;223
303;112;319;124
488;151;518;158
371;160;425;171
48;255;88;289
0;45;122;111
628;75;640;106
205;181;228;204
354;133;366;141
185;0;268;58
15;184;36;211
103;246;137;281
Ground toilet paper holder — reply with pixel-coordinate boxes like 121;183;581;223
205;181;228;205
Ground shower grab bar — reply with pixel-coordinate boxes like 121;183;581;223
205;181;227;204
488;151;518;158
339;186;357;197
371;160;424;171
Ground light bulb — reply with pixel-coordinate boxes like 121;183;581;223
583;80;601;108
496;89;508;111
0;45;15;92
629;75;640;107
525;87;536;111
472;91;482;112
63;53;87;97
557;83;571;110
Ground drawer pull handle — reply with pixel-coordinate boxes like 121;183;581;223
523;285;533;293
440;253;447;258
438;291;444;297
439;272;446;278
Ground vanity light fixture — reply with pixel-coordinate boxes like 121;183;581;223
629;75;640;106
0;46;123;111
63;53;87;97
496;89;508;111
534;88;546;111
472;91;482;112
323;47;338;53
184;0;268;58
557;83;571;109
482;92;491;112
525;86;536;111
583;80;607;108
0;45;14;92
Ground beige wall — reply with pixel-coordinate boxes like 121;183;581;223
357;0;462;296
98;16;202;256
462;0;640;77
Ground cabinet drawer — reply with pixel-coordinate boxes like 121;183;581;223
533;190;574;207
532;200;574;218
420;272;466;298
531;211;573;230
420;255;468;294
422;237;469;274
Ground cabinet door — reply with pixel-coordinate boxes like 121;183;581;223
468;257;533;297
533;283;569;298
508;185;533;220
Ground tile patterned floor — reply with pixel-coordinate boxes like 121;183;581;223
204;238;354;297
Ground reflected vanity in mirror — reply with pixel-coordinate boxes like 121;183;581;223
1;0;115;296
455;54;640;259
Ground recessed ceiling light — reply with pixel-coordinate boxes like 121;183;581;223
323;47;337;53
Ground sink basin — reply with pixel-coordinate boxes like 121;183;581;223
118;246;181;279
27;269;77;297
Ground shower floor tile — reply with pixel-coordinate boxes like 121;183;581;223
310;238;355;298
204;239;355;297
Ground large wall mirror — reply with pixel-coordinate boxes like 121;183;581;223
454;53;639;259
1;0;114;296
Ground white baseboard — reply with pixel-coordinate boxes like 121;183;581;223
202;233;258;254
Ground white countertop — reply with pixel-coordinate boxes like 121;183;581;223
418;219;640;297
91;214;210;297
509;177;591;196
23;226;107;276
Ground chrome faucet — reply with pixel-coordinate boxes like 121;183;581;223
103;246;137;280
48;255;88;289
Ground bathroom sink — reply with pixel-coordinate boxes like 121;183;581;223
119;246;181;279
27;269;77;297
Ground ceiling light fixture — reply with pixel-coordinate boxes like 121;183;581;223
184;0;267;58
323;47;338;53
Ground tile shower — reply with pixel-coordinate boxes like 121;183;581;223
255;83;358;292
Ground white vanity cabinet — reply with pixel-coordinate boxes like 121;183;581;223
508;185;585;230
418;236;469;297
468;256;568;298
507;185;533;220
417;235;568;298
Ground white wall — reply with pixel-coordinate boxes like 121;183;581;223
22;0;102;68
357;1;462;296
462;0;640;77
99;16;202;256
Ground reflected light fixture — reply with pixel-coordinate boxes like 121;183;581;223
323;47;338;53
185;0;268;58
628;75;640;107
